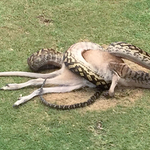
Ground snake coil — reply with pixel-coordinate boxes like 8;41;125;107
27;42;150;109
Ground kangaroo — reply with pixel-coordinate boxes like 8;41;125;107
0;42;149;108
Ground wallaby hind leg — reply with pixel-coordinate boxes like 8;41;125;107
13;84;85;106
0;68;89;90
1;66;94;106
0;64;88;90
1;78;48;90
0;67;62;79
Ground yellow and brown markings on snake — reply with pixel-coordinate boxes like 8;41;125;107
109;42;150;56
28;48;63;71
109;61;150;85
108;42;150;77
27;41;150;110
107;42;150;67
63;51;110;89
40;78;103;110
40;90;103;110
63;42;150;91
120;42;150;57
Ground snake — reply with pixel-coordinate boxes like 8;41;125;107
39;78;102;110
27;48;63;72
28;48;106;110
27;42;150;110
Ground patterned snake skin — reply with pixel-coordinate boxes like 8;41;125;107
27;42;150;110
28;48;63;71
39;78;102;110
107;42;150;69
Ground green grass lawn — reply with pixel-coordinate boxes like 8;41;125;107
0;0;150;149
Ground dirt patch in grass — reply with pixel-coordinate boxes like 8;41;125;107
43;59;149;111
37;14;53;26
43;87;144;111
42;44;149;111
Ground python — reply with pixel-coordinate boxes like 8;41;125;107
0;42;149;109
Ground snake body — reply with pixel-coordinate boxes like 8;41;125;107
63;50;110;89
27;42;150;110
39;78;102;110
107;42;150;69
28;48;63;71
28;47;106;110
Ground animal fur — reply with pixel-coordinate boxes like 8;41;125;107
0;42;149;107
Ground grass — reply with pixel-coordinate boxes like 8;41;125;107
0;0;150;149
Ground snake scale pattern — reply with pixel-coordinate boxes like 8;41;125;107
28;48;63;72
27;42;150;110
107;42;150;69
39;78;102;110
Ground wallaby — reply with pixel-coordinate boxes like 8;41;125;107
0;42;149;108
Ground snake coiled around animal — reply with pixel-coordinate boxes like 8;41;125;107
27;42;150;110
28;48;106;110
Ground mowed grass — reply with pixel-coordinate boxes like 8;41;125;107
0;0;150;149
